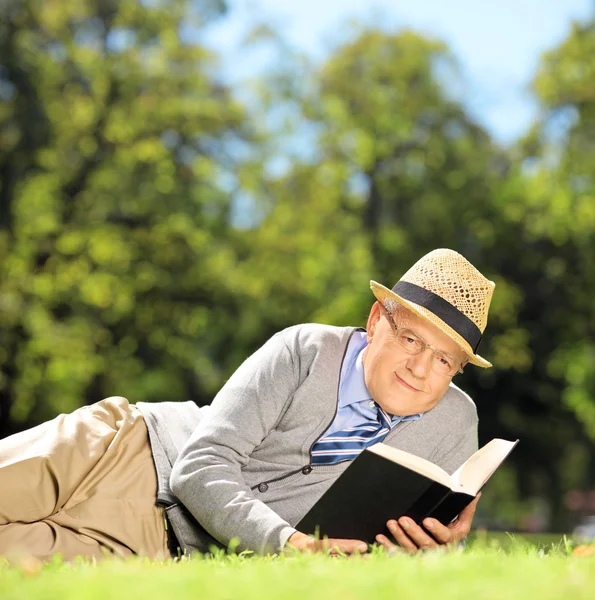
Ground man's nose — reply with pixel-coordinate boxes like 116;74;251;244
406;348;433;378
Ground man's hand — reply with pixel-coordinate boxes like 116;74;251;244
375;493;481;554
286;531;368;555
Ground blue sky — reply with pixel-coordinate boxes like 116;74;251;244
203;0;593;145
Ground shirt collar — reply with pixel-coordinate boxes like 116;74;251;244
339;331;371;409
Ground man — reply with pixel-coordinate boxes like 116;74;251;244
0;248;495;561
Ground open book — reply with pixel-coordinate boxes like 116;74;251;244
296;438;518;544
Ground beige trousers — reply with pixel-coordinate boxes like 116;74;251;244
0;396;169;562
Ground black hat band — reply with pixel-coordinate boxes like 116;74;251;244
391;281;482;353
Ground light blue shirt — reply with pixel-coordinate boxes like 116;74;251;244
323;330;422;436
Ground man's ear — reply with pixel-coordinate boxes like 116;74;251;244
366;301;382;342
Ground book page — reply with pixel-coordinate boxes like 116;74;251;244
367;443;454;489
452;439;518;495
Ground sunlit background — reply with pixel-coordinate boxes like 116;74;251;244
1;0;595;540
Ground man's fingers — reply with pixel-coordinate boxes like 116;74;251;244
395;517;440;551
421;518;454;544
318;538;368;555
375;533;404;555
286;531;368;554
386;520;422;554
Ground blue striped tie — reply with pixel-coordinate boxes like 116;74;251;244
311;404;394;465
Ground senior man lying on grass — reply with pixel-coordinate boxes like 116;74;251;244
0;249;493;561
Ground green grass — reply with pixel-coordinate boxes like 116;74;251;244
1;537;594;600
467;530;574;549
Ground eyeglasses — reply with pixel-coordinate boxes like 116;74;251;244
382;308;465;377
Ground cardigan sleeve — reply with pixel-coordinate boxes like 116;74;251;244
170;330;300;554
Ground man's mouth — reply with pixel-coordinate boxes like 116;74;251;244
394;372;421;392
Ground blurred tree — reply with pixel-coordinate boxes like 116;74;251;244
476;19;595;528
0;0;250;434
245;27;511;322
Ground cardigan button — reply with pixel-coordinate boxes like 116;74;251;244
258;483;269;493
302;465;312;475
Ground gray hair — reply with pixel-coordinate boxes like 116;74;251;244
382;297;402;315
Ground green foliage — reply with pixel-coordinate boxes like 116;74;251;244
0;0;248;427
475;19;595;530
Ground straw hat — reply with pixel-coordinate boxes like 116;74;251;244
370;249;495;368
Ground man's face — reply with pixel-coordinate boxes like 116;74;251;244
362;302;467;416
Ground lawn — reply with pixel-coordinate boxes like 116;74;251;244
1;536;594;600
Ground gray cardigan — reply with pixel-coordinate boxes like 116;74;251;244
138;324;478;555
